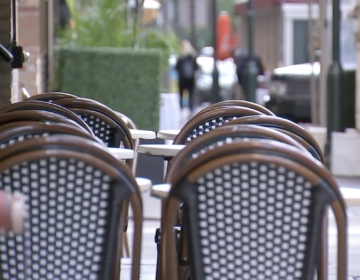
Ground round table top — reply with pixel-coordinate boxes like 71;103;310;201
151;183;171;199
108;148;135;160
135;177;153;192
137;144;185;157
130;129;156;140
157;130;180;140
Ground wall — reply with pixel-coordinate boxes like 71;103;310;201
178;0;210;27
0;0;12;107
17;0;48;96
236;7;282;71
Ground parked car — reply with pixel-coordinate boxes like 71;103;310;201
265;61;356;125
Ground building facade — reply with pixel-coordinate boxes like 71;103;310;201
233;0;357;71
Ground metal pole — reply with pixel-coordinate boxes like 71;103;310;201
308;0;318;124
190;0;196;50
319;0;328;127
325;0;344;168
211;0;220;103
244;0;258;103
162;0;168;30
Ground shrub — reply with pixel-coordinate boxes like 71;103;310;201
54;46;162;130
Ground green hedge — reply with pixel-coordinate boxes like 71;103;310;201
54;46;162;131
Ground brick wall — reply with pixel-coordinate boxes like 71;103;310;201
0;0;12;107
17;0;47;96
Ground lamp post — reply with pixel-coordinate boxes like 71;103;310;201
190;0;196;50
243;0;257;103
211;0;220;103
325;0;345;168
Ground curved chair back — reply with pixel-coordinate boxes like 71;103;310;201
0;135;142;280
0;101;93;135
54;98;133;149
166;124;310;182
0;110;87;132
225;115;324;162
194;100;275;118
161;141;346;280
0;122;100;149
26;92;77;102
173;107;264;145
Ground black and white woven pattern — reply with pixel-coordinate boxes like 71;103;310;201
195;161;312;280
0;134;50;149
0;157;112;280
185;117;238;143
191;137;253;159
79;114;114;147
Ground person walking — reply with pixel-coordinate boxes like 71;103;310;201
175;40;198;112
234;47;265;100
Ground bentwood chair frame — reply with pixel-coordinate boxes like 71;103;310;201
0;101;94;135
26;92;77;102
173;107;265;146
156;125;312;280
0;135;143;280
225;115;324;163
193;100;275;118
0;122;101;149
160;141;347;280
0;110;88;132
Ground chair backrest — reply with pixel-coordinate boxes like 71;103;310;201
166;124;310;182
26;92;77;102
225;115;324;162
54;98;133;149
194;100;275;118
161;141;346;280
0;101;93;135
0;110;88;132
0;135;143;280
173;107;264;145
0;122;101;149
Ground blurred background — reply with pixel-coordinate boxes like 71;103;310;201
1;0;359;131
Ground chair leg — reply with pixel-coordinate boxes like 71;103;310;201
123;232;131;258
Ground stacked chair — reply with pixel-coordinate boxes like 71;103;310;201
0;92;347;279
0;92;147;279
147;100;347;280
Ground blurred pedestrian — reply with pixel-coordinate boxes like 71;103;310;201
233;47;265;100
175;40;199;112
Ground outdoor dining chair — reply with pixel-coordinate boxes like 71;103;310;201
225;115;324;163
160;141;346;280
53;97;146;257
193;100;275;118
153;124;312;279
173;107;265;145
0;135;143;280
0;101;93;135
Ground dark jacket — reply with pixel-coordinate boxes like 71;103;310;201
175;55;198;82
235;53;264;86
